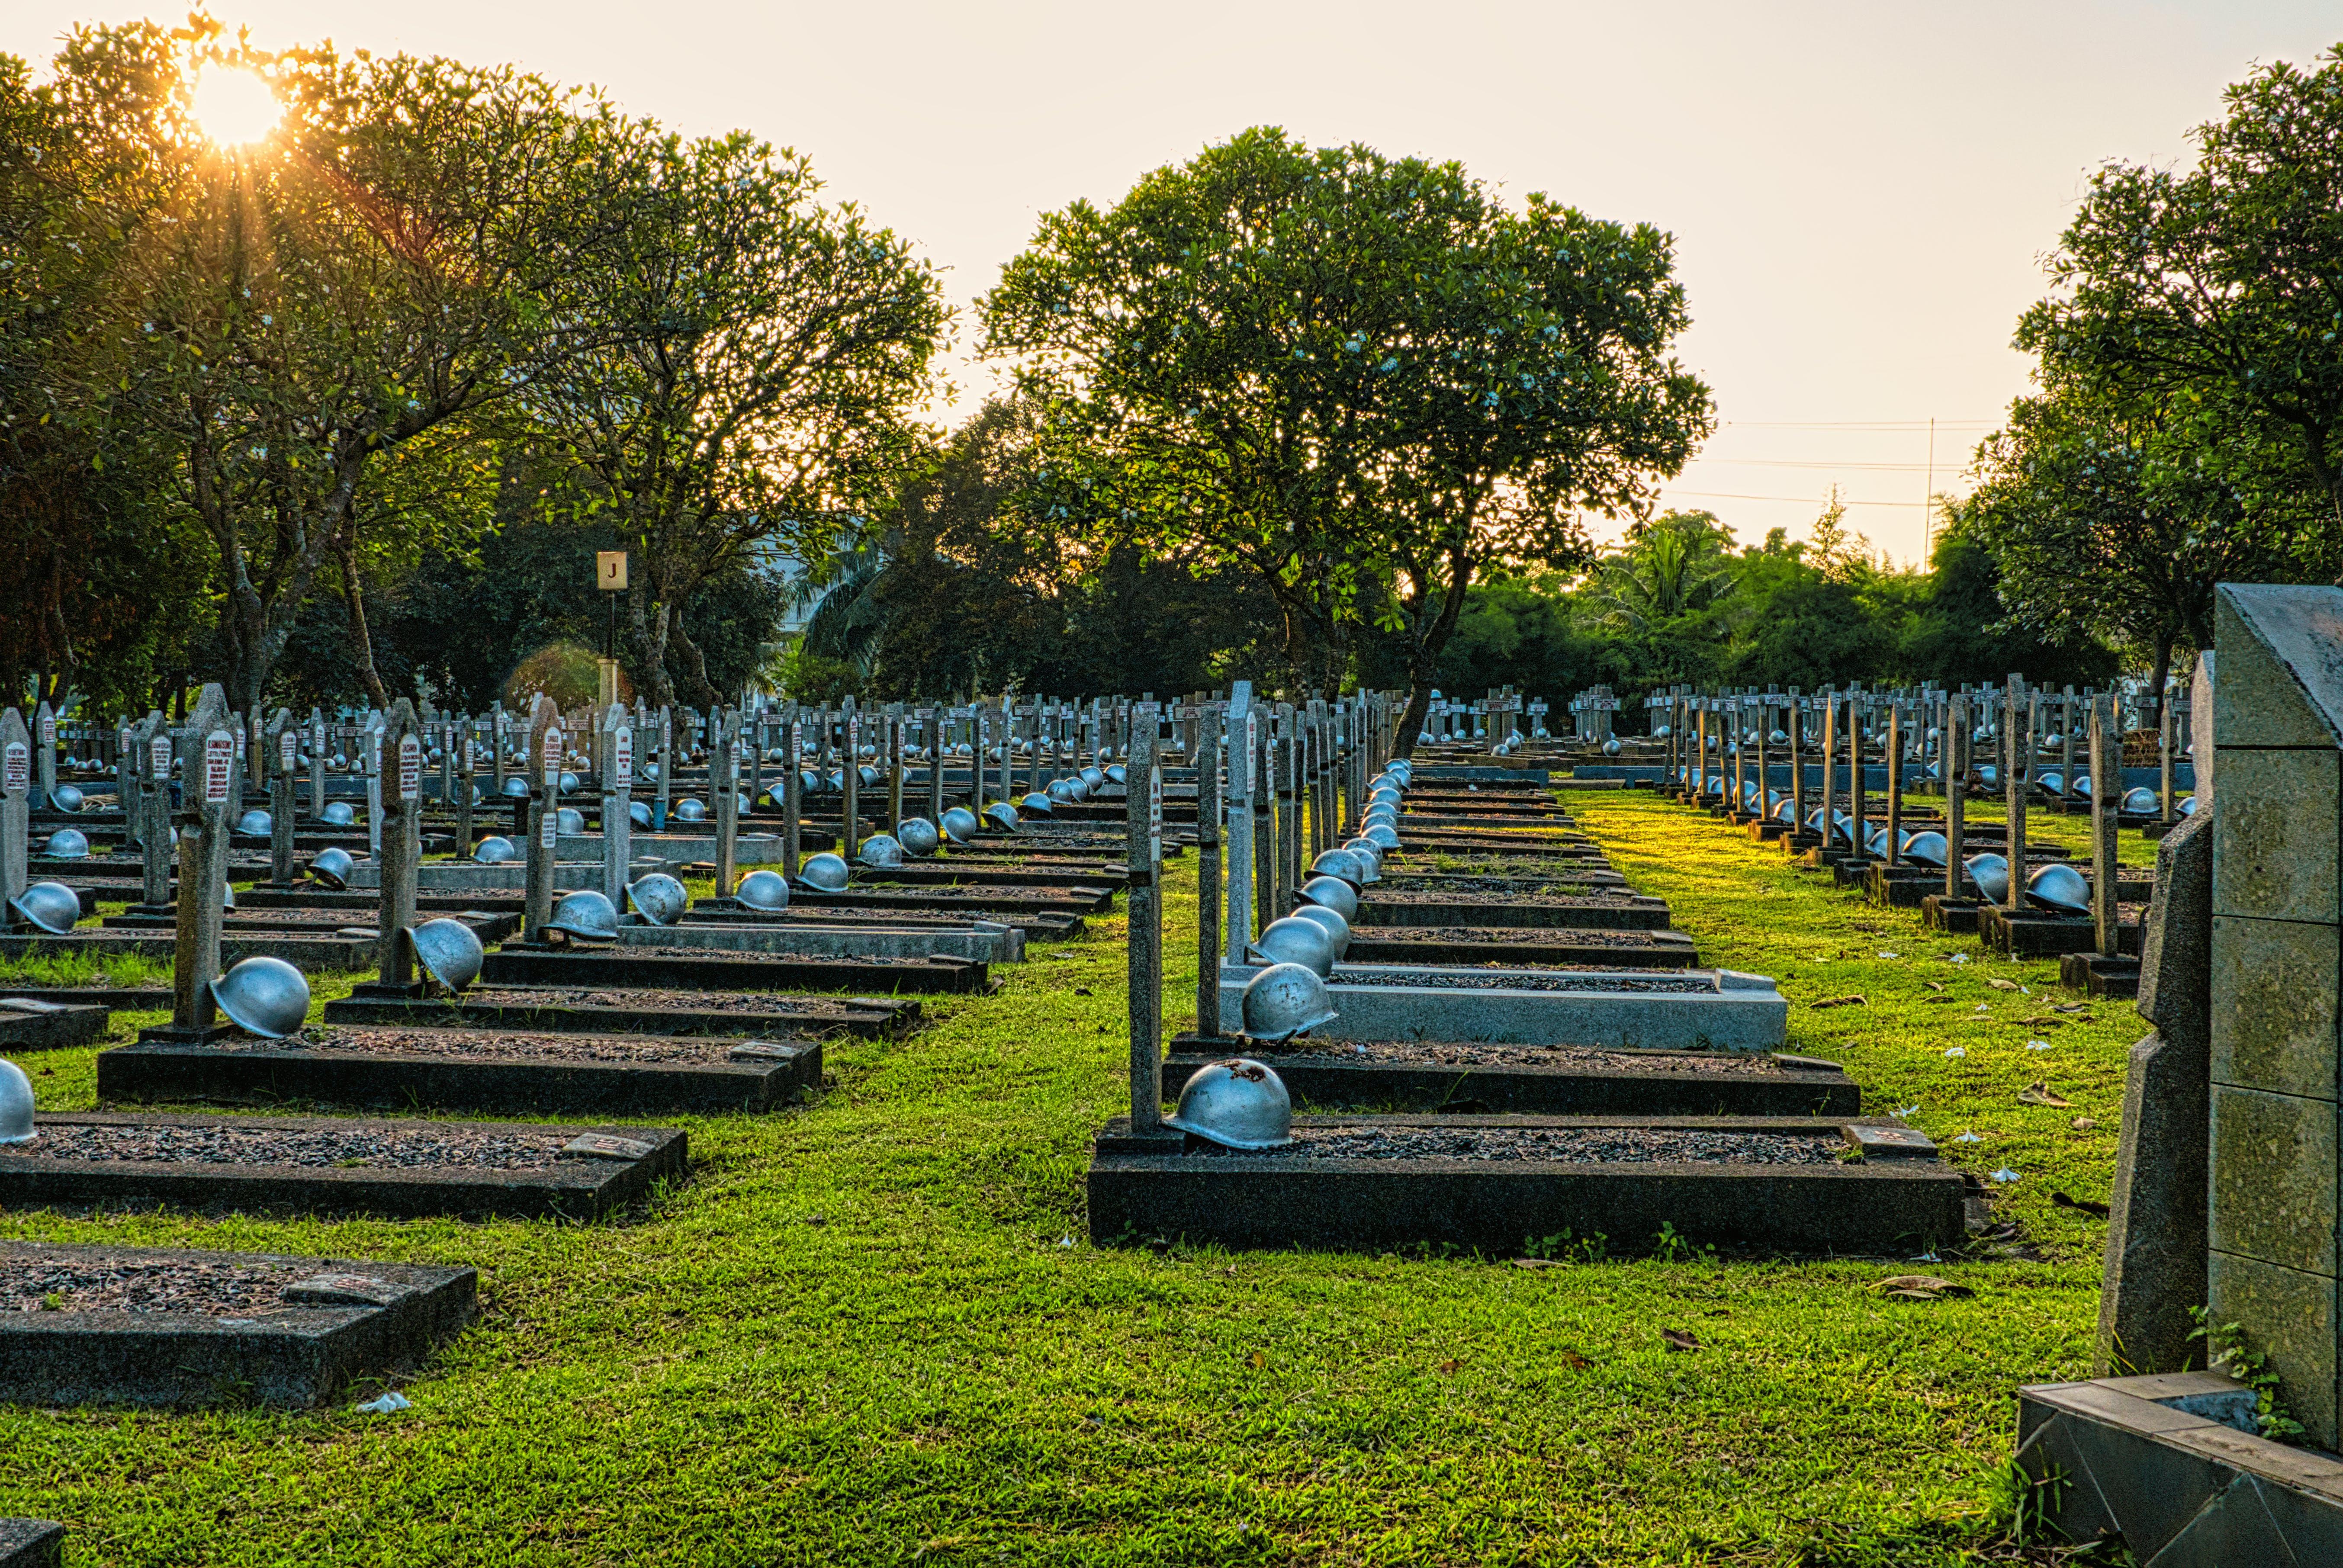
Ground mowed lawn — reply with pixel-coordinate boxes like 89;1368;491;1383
0;788;2153;1567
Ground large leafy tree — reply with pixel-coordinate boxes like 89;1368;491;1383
981;127;1711;738
526;125;948;708
2020;44;2343;528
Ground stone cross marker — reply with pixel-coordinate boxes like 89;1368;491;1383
376;700;424;989
1127;700;1163;1130
167;684;235;1037
524;694;560;943
713;706;740;899
0;709;29;910
2202;585;2343;1445
267;708;298;886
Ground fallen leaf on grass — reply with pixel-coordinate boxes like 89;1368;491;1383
1925;981;1946;993
1511;1257;1563;1271
1248;1350;1267;1369
1924;997;1956;1005
1810;995;1867;1010
1987;978;2022;992
1662;1329;1703;1353
2018;1016;2067;1028
2017;1082;2073;1108
2053;1191;2112;1218
1554;1348;1592;1369
2051;1002;2091;1014
2072;1117;2100;1131
1870;1274;1975;1301
1436;1358;1464;1375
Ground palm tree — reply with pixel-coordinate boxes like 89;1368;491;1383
1592;511;1739;633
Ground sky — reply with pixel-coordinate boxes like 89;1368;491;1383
8;1;2338;566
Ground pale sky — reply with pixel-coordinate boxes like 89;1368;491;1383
10;1;2337;566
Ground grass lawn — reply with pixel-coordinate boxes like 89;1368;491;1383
0;790;2157;1565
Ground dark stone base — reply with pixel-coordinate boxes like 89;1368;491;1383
0;1520;62;1568
691;898;1083;940
1087;1113;1966;1253
1830;855;1882;887
478;946;991;996
133;1021;241;1047
1922;895;1983;933
2141;819;2180;841
788;885;1114;919
1160;1040;1858;1117
1353;898;1672;931
1864;867;1941;908
1340;933;1698;968
2059;951;2142;999
0;1240;475;1408
323;993;916;1038
1746;820;1787;842
1783;832;1822;854
2;1112;685;1220
0;1002;109;1052
99;1035;819;1117
1980;905;2140;958
2016;1374;2343;1564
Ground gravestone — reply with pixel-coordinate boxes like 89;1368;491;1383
1127;701;1163;1129
0;710;28;912
267;708;297;886
145;686;235;1044
523;695;560;943
2205;585;2343;1445
713;706;739;899
1224;684;1257;963
2097;655;2215;1376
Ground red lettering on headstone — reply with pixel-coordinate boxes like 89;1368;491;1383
2;742;26;793
399;735;421;800
204;733;233;803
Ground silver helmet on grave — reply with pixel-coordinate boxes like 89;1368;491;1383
1019;792;1055;817
859;834;905;868
7;881;81;935
1239;962;1338;1043
800;852;851;891
1309;848;1370;889
2026;861;2091;915
628;800;653;829
547;889;620;942
555;807;585;835
1165;1058;1294;1150
627;873;689;927
50;784;84;813
1297;875;1360;923
322;800;356;826
472;836;516;865
940;806;980;844
1288;902;1351;961
42;828;88;860
502;776;531;799
1248;916;1337;978
1963;852;2011;904
209;956;310;1039
0;1059;35;1145
736;869;791;912
1900;831;1949;868
984;802;1021;832
675;797;707;822
309;846;356;889
2121;786;2157;815
898;817;940;857
406;918;484;991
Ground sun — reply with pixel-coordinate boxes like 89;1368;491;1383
190;67;280;148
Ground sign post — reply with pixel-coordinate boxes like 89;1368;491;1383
597;551;628;709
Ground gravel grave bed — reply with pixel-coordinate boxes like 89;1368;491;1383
265;1027;757;1064
4;1253;311;1315
1357;926;1689;949
0;1122;573;1170
1379;876;1603;895
1330;970;1713;992
543;943;903;964
462;986;878;1016
1270;1041;1784;1071
1225;1127;1841;1163
1369;890;1650;909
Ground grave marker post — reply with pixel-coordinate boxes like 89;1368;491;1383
1817;690;1838;849
782;713;804;879
1787;688;1807;833
139;714;172;908
523;695;560;943
1884;703;1903;867
1196;698;1223;1036
2004;675;2029;913
453;714;475;854
841;699;861;860
31;700;55;809
656;705;675;831
364;712;386;862
0;710;28;910
117;717;140;841
2089;692;2121;959
489;704;507;800
2060;687;2078;812
267;709;297;886
376;701;424;989
1946;695;1969;900
2160;679;2178;821
1253;702;1273;927
602;704;632;906
164;686;235;1038
924;706;945;825
1225;685;1256;963
886;704;905;835
1127;700;1163;1129
714;705;740;899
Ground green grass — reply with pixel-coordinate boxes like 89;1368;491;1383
0;793;2145;1565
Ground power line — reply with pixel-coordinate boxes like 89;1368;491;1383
1717;419;1991;430
1662;488;1930;508
1693;458;1948;472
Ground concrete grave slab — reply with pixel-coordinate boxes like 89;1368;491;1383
1217;962;1789;1051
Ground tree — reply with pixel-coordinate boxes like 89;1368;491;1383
526;122;948;708
1591;510;1739;632
2020;44;2343;529
981;127;1711;740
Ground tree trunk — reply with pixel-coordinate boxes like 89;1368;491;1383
2149;633;2175;732
337;529;391;709
670;599;723;709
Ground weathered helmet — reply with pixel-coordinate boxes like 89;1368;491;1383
558;771;579;795
627;800;653;829
472;836;516;865
1653;724;1672;739
209;955;310;1039
2035;770;2064;796
1104;764;1128;787
1165;1058;1294;1150
1901;830;1949;868
859;834;905;868
1361;822;1400;852
0;1058;34;1145
1248;915;1337;977
51;784;85;813
231;806;269;837
1310;847;1369;888
1019;792;1055;817
502;775;531;799
2073;773;2093;800
2122;786;2157;815
546;888;620;942
1771;795;1797;824
627;872;689;926
1288;902;1351;961
43;828;89;860
1601;737;1622;756
898;817;940;856
1047;778;1082;804
2026;861;2091;915
1240;961;1338;1043
940;806;980;844
1297;875;1360;922
322;800;357;826
7;881;81;935
984;802;1021;832
1079;766;1106;790
309;846;356;889
555;807;585;835
1977;764;2001;791
1964;852;2012;904
800;852;851;891
1340;839;1383;883
675;797;707;822
737;868;791;912
407;918;484;991
858;766;882;788
2178;795;2198;816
